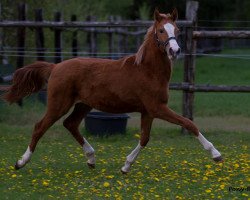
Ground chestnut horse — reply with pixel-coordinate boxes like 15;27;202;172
3;9;222;173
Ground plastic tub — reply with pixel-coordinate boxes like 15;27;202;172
84;112;129;136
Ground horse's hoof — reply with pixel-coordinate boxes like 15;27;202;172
87;162;95;169
14;162;21;170
213;156;223;162
121;169;128;174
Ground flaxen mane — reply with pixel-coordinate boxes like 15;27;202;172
135;26;154;66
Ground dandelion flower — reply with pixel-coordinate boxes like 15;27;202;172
219;184;225;190
205;189;212;193
106;175;114;179
234;163;239;168
42;180;49;187
205;165;212;169
117;181;123;186
11;174;17;178
103;182;110;187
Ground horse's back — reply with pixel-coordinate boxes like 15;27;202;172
47;57;143;113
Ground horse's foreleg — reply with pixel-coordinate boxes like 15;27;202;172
148;104;222;162
121;113;153;173
63;103;95;168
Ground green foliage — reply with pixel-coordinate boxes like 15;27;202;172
138;2;151;20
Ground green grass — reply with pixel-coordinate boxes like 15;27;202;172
0;49;250;199
0;123;249;199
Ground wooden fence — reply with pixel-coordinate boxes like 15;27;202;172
1;1;250;133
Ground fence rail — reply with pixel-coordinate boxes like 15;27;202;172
0;20;193;28
193;30;250;39
170;83;250;92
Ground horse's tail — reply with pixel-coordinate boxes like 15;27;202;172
2;61;55;104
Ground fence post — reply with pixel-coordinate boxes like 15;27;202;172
108;16;114;59
16;3;27;106
116;16;123;58
54;12;62;63
71;14;78;57
0;3;3;63
35;8;47;104
86;15;97;57
182;1;199;134
35;9;45;61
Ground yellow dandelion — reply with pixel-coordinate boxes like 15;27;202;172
218;162;223;167
42;180;49;187
234;163;239;168
117;180;123;186
11;174;17;178
154;177;160;182
103;182;110;187
220;184;225;190
137;171;143;176
106;175;114;179
205;189;211;193
205;165;212;169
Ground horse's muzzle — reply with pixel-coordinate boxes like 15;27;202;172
169;47;181;60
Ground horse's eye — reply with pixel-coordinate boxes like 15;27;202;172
159;29;164;34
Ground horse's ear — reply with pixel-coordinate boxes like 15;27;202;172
171;8;178;22
154;8;162;22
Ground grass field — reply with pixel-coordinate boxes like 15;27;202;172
0;49;250;199
0;121;249;199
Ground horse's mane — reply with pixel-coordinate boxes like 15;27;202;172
135;26;154;66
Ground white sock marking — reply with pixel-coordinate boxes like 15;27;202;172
83;138;95;165
197;132;221;158
121;142;143;173
17;146;32;167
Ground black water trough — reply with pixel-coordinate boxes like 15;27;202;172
84;112;129;136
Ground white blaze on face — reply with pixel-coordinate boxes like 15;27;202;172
164;23;180;52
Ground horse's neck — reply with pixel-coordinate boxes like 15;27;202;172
142;40;172;82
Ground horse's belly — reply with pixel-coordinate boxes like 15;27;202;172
81;93;143;113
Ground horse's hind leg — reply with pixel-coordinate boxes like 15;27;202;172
15;97;74;170
63;103;95;168
149;104;223;162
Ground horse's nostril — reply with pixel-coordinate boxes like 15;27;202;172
176;48;181;55
169;48;174;56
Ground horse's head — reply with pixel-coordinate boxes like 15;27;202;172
154;8;180;60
